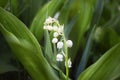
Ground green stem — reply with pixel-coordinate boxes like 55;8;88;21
65;48;69;80
63;33;69;80
53;43;57;63
56;21;69;80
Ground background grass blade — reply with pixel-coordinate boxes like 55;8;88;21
30;0;65;41
69;0;96;60
90;0;104;27
75;26;95;79
58;0;73;25
65;14;78;38
75;0;104;78
78;42;120;80
0;7;58;80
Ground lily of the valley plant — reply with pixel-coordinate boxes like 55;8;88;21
43;16;73;80
0;0;120;80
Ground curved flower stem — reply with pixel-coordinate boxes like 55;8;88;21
55;19;69;80
63;33;69;80
53;43;57;63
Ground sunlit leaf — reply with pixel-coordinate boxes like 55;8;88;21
0;7;58;80
78;42;120;80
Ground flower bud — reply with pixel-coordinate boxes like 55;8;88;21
56;54;63;61
66;40;73;48
53;32;59;37
57;41;63;49
53;26;58;31
44;16;53;24
57;26;64;34
47;25;53;31
65;58;72;68
68;59;72;68
52;38;58;43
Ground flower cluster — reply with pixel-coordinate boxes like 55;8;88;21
43;16;73;68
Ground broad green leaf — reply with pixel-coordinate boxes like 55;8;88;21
78;42;120;80
0;7;58;80
30;0;65;41
44;30;54;64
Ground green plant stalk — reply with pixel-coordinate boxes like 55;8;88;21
53;43;57;63
63;33;69;80
56;21;69;80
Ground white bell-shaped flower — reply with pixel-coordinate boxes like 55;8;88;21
56;54;63;61
53;32;59;37
57;41;63;49
47;25;53;31
65;58;72;68
53;26;58;31
44;16;53;24
43;25;53;31
57;26;64;34
68;59;72;68
52;38;58;43
66;40;73;48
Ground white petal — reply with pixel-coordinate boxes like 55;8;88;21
56;54;63;61
68;59;72;68
57;41;63;49
53;32;59;37
45;16;53;24
65;59;72;68
53;26;58;31
47;25;53;31
66;40;73;48
52;38;58;43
